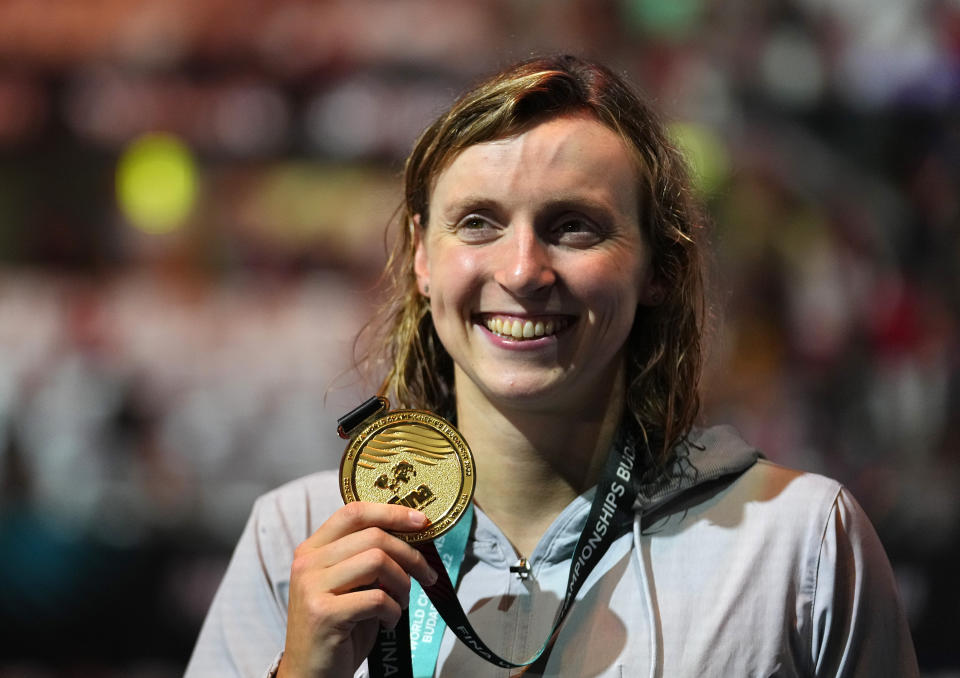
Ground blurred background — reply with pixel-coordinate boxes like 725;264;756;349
0;0;957;675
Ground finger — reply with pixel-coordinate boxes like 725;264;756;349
293;588;403;637
322;548;414;606
341;588;404;629
306;502;430;548
312;527;438;586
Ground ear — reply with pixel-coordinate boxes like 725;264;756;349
638;270;665;306
412;214;431;297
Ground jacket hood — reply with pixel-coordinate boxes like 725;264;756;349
633;424;761;513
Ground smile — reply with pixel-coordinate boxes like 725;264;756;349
480;315;573;341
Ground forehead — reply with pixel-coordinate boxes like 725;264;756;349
430;115;640;216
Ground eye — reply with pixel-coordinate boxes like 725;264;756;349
455;214;500;243
550;215;604;247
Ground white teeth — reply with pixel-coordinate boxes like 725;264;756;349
484;317;567;340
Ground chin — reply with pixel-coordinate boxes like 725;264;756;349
453;361;623;415
479;378;582;412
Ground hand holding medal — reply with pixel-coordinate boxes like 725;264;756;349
276;397;451;678
336;396;479;678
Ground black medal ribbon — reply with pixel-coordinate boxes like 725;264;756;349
368;432;638;677
368;608;412;678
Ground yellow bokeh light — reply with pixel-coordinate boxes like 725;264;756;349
669;122;730;196
116;133;198;234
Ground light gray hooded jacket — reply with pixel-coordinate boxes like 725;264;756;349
186;425;919;677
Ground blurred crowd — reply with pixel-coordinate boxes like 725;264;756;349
0;0;958;675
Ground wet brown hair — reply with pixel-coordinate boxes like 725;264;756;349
361;54;707;466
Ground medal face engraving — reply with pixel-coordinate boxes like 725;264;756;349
340;410;475;542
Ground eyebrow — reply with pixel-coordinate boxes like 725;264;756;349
438;195;496;218
438;193;626;222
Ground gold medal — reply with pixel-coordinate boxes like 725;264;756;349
338;398;475;543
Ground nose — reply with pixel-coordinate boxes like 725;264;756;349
494;225;556;296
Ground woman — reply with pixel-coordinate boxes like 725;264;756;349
186;55;918;677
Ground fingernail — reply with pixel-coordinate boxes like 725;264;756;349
426;567;439;586
408;510;428;527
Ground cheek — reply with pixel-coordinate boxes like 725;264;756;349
427;245;486;313
568;255;645;350
449;247;486;276
574;257;644;308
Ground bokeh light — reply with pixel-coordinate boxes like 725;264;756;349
623;0;703;37
668;121;730;196
116;132;198;234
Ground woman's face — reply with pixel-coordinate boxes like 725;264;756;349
414;114;659;414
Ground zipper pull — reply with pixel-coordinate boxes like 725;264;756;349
509;557;531;581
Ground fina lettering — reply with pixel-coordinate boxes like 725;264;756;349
387;484;437;510
378;628;400;676
454;625;494;661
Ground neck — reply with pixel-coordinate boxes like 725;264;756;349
455;366;626;557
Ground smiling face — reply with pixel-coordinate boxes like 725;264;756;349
414;114;659;415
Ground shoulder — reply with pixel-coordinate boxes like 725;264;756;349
714;459;899;608
731;459;884;540
724;460;855;548
653;456;859;575
664;446;846;528
684;425;843;518
735;459;843;512
647;446;918;674
732;468;918;674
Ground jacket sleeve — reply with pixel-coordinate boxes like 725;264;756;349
810;487;919;677
184;495;293;678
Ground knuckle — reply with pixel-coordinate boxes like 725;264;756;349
289;554;309;580
369;587;392;609
366;547;391;569
290;544;318;576
365;525;389;544
339;501;365;528
292;542;310;561
376;530;405;555
303;594;333;626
